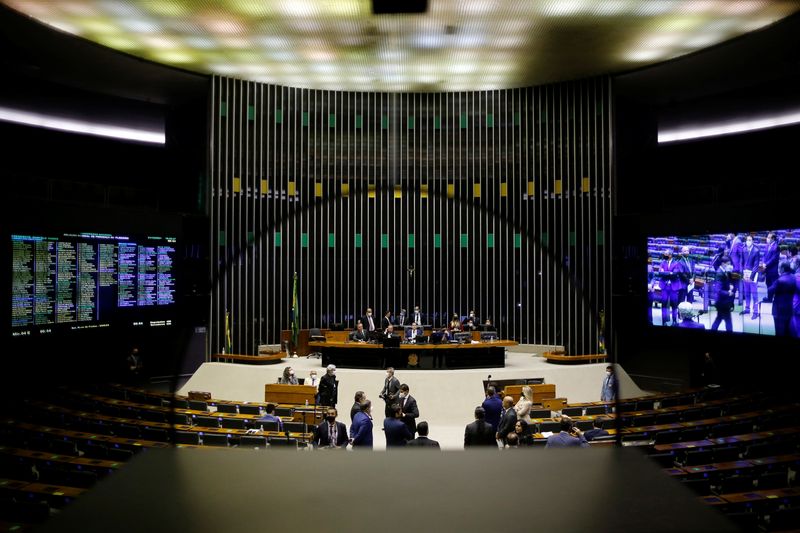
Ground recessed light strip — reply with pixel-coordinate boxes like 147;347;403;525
0;107;165;144
658;110;800;143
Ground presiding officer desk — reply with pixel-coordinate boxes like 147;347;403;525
309;338;517;369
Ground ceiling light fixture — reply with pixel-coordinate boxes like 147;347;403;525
658;110;800;143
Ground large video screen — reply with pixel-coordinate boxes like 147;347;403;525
11;232;177;337
647;229;800;337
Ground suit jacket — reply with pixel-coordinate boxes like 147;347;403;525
406;436;440;448
742;246;761;280
349;329;368;342
396;312;407;326
406;328;422;341
770;274;800;318
412;311;425;326
715;272;735;312
545;431;589;448
496;407;517;441
350;411;373;448
763;241;780;274
362;314;378;332
400;395;419;435
381;316;393;330
464;420;497;447
380;376;401;405
601;373;616;402
313;421;348;448
318;374;338;407
730;238;744;271
583;428;610;441
350;402;361;422
677;256;694;289
384;417;412;447
481;395;503;432
678;319;705;329
659;259;682;291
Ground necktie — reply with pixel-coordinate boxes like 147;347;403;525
368;316;374;330
330;423;336;444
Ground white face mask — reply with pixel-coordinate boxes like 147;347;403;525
367;312;372;317
310;374;316;380
289;370;294;376
399;393;406;399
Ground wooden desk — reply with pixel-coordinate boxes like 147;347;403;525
683;460;752;476
264;384;317;405
211;353;283;364
543;352;608;364
721;487;800;504
281;329;330;357
309;340;517;369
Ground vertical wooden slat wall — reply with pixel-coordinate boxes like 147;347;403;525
209;76;612;356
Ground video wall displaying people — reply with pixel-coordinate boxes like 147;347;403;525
647;229;800;338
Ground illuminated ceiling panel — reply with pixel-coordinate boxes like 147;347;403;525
3;0;799;91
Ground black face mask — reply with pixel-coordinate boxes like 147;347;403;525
326;416;336;423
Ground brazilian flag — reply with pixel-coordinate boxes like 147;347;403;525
290;272;299;351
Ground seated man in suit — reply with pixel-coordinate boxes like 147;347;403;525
406;421;440;448
349;322;368;342
406;322;421;343
312;407;349;449
383;324;397;338
545;418;589;448
384;404;412;447
583;418;610;441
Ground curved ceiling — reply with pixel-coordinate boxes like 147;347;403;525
3;0;800;92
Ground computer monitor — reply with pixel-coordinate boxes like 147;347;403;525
480;331;498;341
429;331;444;344
454;332;472;343
477;324;495;332
367;330;383;342
382;335;401;348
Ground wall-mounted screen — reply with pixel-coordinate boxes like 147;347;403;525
647;229;800;337
10;232;177;337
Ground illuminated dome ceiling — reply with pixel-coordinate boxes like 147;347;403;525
4;0;799;92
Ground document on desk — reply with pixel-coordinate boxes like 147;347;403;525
541;432;553;437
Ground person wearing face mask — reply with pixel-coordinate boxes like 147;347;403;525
318;364;338;407
761;232;780;304
711;256;735;332
412;306;424;327
280;366;299;385
379;367;401;418
396;308;407;327
381;310;394;330
312;407;348;449
398;384;419;437
678;246;695;303
741;235;762;319
361;307;377;332
601;365;616;403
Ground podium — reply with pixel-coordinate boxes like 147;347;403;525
264;384;317;405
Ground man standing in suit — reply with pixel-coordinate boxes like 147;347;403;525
384;404;412;447
741;235;761;319
769;261;800;337
312;407;349;448
711;256;735;332
398;384;419;437
412;306;424;327
381;310;394;330
495;396;517;446
601;365;616;403
659;249;682;325
362;307;377;333
481;386;503;434
678;246;694;303
464;407;497;447
545;418;589;448
318;364;338;408
406;422;440;448
350;400;374;449
762;232;780;303
729;233;745;306
349;322;368;342
379;367;401;418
